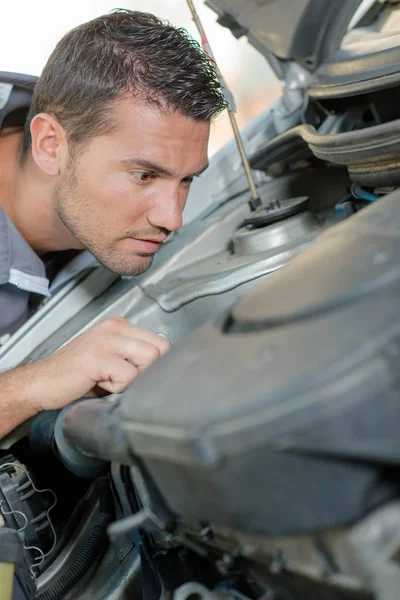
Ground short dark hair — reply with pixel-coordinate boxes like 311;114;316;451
20;9;227;160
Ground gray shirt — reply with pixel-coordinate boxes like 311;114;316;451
0;206;49;335
0;206;100;336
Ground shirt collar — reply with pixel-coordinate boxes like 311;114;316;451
0;206;50;296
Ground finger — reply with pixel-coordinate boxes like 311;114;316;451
97;357;139;394
156;334;171;355
125;327;170;355
102;318;170;355
111;337;164;368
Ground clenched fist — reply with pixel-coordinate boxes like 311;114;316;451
0;317;170;438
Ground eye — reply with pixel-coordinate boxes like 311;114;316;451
132;171;156;184
181;176;194;187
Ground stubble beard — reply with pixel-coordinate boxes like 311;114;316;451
53;161;155;277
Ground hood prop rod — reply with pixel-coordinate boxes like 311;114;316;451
186;0;262;211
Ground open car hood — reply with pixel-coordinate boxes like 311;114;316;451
205;0;365;72
206;0;400;100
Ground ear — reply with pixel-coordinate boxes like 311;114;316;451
30;113;67;176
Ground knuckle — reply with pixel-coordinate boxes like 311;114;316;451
123;368;139;386
114;382;128;394
100;316;126;330
149;345;161;361
112;316;127;324
159;338;171;353
94;320;113;335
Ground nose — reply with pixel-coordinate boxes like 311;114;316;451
148;184;184;233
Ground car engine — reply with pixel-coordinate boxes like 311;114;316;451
2;1;400;599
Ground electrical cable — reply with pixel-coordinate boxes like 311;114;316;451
0;463;58;578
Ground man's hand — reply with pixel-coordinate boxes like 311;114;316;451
0;317;170;438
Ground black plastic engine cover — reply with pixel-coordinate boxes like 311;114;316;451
119;189;400;535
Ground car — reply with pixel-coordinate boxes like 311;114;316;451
1;1;400;598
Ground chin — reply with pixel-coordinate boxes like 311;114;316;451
100;253;154;276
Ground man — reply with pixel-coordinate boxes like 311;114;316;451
0;9;226;438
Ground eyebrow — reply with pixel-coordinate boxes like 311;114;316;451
121;158;209;178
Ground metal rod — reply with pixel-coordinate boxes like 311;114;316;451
186;0;262;211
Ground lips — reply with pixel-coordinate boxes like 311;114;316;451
128;237;163;253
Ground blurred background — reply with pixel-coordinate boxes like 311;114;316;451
1;0;281;157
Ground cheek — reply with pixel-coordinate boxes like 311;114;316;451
76;152;124;201
89;173;129;204
90;174;154;230
80;168;135;213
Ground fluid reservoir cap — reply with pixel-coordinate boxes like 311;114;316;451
0;528;24;562
244;196;309;228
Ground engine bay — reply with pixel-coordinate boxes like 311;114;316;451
3;1;400;599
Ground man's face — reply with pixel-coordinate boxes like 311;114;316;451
54;96;210;275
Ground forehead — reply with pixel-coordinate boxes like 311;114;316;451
100;96;210;172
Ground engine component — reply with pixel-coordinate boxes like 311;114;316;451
53;399;131;477
0;461;57;573
250;118;400;186
53;402;111;479
109;186;400;540
0;457;57;598
233;197;320;256
36;479;113;600
243;196;309;228
0;528;24;600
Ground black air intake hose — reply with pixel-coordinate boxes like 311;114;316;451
36;481;113;600
54;399;132;477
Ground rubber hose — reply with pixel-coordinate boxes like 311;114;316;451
37;525;106;600
36;483;113;600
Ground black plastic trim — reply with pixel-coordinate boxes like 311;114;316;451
250;119;400;185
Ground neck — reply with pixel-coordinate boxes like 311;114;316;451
0;131;82;256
